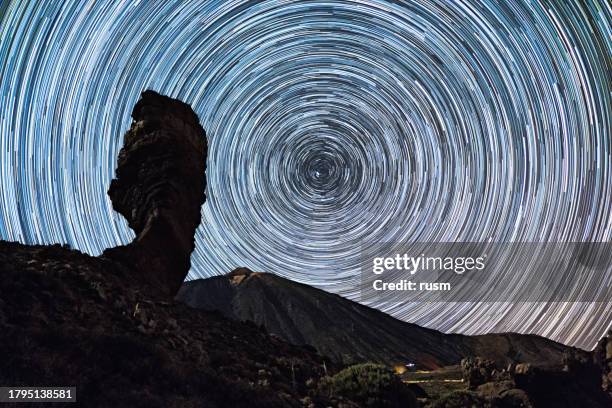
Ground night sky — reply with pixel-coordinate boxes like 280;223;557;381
0;0;610;349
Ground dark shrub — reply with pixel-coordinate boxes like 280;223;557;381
319;363;418;407
428;390;487;408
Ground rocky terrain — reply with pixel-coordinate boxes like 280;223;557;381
178;268;578;369
0;241;334;407
405;346;612;407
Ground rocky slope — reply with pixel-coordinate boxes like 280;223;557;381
178;268;579;369
0;241;334;407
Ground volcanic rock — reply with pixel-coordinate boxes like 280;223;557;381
0;241;334;407
104;90;207;297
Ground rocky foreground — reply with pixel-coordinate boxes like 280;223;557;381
0;241;333;407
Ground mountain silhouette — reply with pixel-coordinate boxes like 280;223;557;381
178;268;574;369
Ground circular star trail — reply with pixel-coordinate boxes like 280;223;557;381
0;0;610;349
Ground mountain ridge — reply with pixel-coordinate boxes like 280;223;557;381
178;268;575;369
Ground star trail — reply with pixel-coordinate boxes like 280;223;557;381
0;0;610;349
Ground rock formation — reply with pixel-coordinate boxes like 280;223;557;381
0;93;338;407
103;90;207;297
